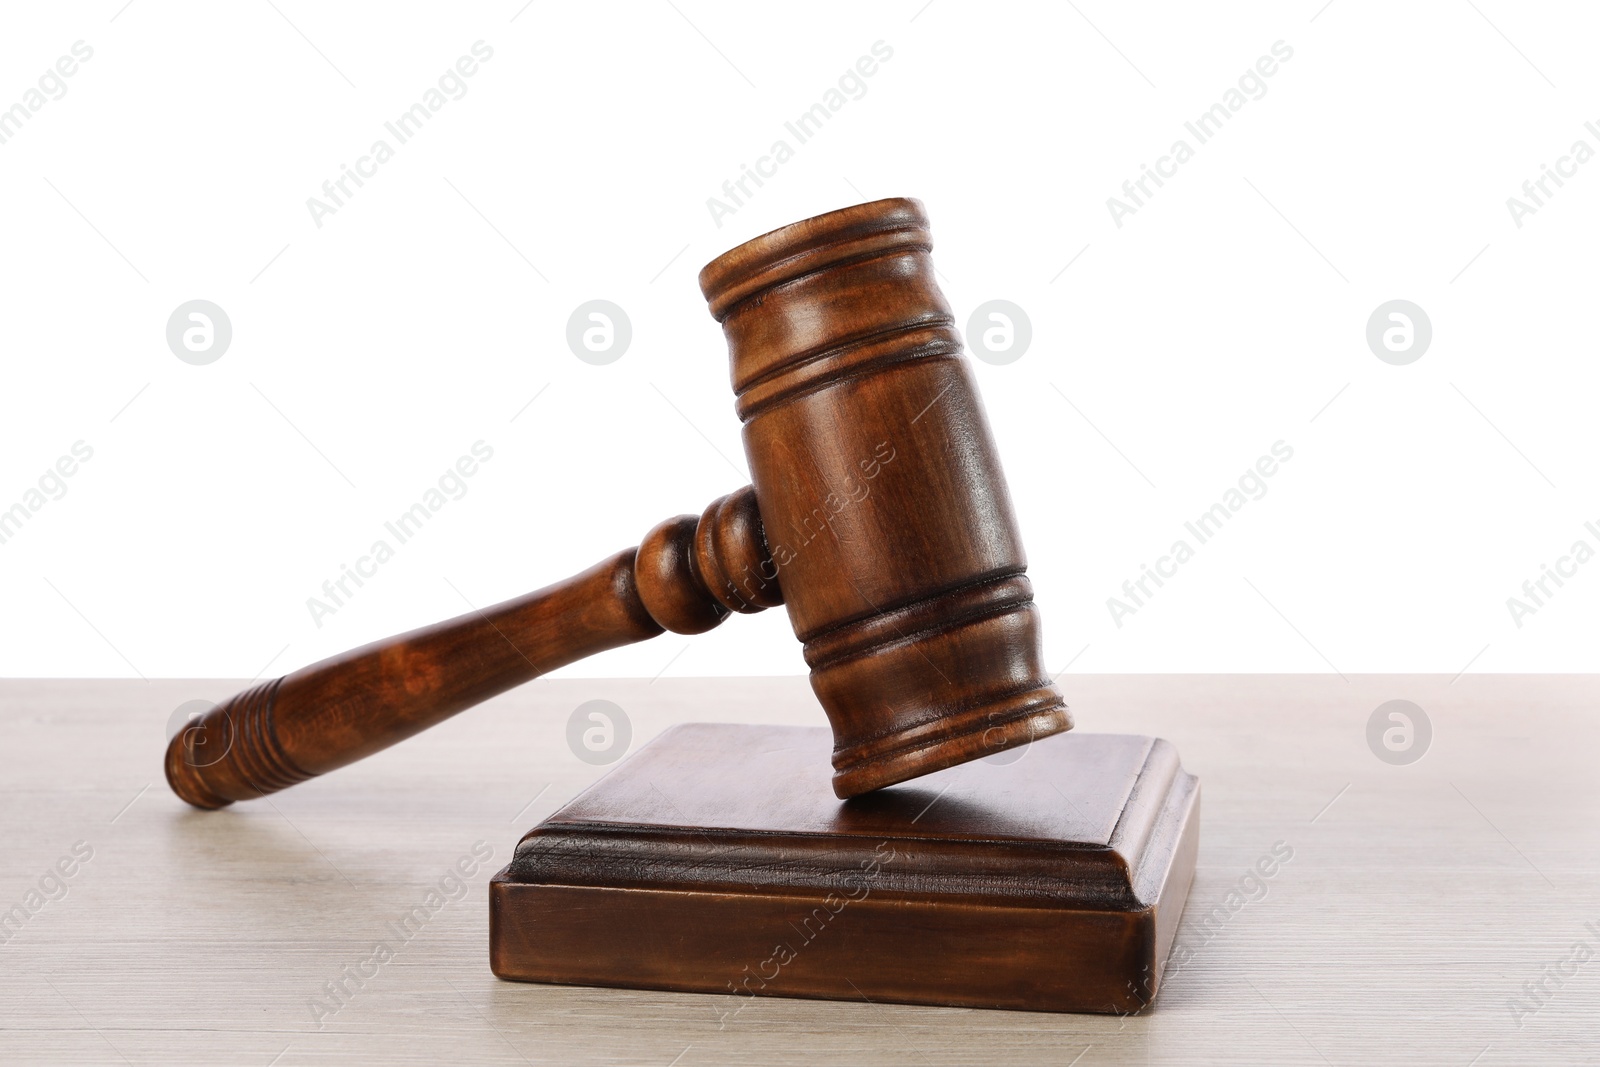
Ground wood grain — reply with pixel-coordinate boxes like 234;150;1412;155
490;724;1198;1013
163;198;1072;809
702;198;1071;796
164;487;777;809
4;674;1598;1065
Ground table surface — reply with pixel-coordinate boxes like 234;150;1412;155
2;675;1597;1066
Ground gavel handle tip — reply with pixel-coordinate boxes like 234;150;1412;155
164;734;234;810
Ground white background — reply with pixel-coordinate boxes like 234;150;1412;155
2;1;1597;682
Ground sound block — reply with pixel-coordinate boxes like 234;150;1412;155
490;723;1199;1014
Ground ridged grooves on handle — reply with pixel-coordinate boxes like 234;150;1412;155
165;677;310;809
230;677;311;795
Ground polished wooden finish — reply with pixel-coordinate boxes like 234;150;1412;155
490;723;1199;1013
701;199;1070;795
165;488;778;808
164;197;1070;807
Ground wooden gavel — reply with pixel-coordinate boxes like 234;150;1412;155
165;198;1072;807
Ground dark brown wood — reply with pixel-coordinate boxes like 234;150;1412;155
700;198;1071;795
164;489;779;808
165;197;1071;807
490;723;1199;1014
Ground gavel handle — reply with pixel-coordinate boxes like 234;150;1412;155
165;488;779;809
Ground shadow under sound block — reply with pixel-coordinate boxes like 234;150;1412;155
490;722;1199;1014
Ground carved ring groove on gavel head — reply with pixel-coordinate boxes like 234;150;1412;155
162;197;1069;808
700;197;1072;796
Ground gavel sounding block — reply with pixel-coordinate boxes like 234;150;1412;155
490;724;1199;1014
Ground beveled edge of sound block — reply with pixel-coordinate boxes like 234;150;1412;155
490;724;1199;1014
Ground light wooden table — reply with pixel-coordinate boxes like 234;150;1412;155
2;675;1597;1065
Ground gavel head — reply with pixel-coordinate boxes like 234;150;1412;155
699;197;1072;799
